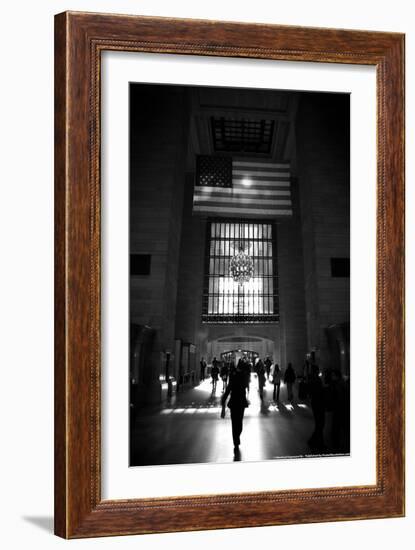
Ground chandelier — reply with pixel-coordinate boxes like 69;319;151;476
229;249;254;286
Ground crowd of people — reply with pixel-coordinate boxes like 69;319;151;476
199;355;350;455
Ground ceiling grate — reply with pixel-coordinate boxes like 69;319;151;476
211;116;274;154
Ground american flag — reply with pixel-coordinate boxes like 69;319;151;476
193;157;292;218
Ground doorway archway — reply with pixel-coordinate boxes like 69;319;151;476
208;334;277;364
220;349;259;365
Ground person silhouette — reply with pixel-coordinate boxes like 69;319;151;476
264;356;272;380
272;363;281;402
255;358;266;400
284;362;296;403
200;357;206;381
308;364;326;450
221;360;249;452
239;357;251;394
220;362;229;392
211;358;219;393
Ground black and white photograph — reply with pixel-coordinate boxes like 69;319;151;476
129;83;350;466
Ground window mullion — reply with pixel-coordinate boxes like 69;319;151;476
204;219;278;323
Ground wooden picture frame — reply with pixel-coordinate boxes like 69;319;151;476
54;11;405;538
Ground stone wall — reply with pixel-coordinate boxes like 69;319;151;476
295;92;350;369
129;84;190;400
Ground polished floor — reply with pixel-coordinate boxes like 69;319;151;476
130;375;345;466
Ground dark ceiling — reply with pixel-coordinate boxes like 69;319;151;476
186;86;299;170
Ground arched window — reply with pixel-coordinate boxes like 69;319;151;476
202;220;279;323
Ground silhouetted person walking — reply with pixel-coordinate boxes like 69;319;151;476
200;357;206;381
256;358;266;400
264;356;272;380
239;358;251;394
229;361;236;380
329;369;348;452
284;363;296;403
211;359;219;393
220;363;229;392
221;361;249;452
308;364;326;450
272;363;281;402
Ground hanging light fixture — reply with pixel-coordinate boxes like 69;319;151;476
229;248;254;286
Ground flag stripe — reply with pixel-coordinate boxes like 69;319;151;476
194;197;292;206
233;170;290;178
193;205;293;216
194;187;290;197
233;161;290;169
232;179;290;188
